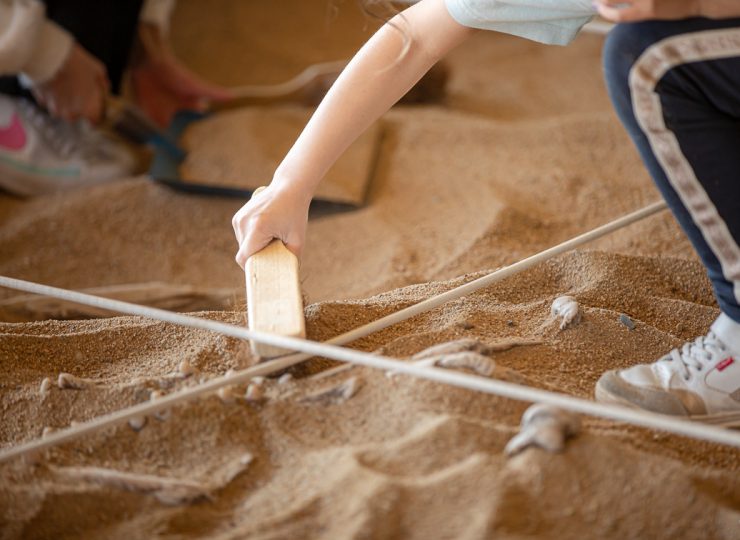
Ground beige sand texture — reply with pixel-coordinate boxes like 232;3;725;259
1;0;739;538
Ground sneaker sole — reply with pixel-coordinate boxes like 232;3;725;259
595;383;740;429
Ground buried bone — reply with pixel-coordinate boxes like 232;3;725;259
128;416;148;432
178;359;197;377
551;296;581;330
302;376;361;404
40;377;52;397
150;390;171;421
412;338;540;361
406;351;496;377
57;373;95;390
505;403;581;456
51;453;253;506
245;383;264;402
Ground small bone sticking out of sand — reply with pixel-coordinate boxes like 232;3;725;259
504;403;581;456
52;453;254;506
429;351;496;377
40;377;52;398
57;373;95;390
551;296;582;330
411;338;540;361
301;376;361;404
388;338;540;379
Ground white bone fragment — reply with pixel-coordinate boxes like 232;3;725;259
250;376;265;387
302;377;361;404
245;384;263;403
57;372;92;390
178;359;196;377
412;338;488;360
217;386;238;404
278;373;293;385
390;350;497;379
505;403;581;456
150;390;170;421
551;296;581;330
412;338;541;362
40;377;52;397
435;351;496;377
128;416;147;432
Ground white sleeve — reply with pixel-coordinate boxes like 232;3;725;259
445;0;595;46
0;0;72;84
139;0;176;33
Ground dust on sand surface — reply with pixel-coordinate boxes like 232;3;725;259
1;0;738;538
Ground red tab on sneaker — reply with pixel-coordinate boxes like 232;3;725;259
0;113;26;151
717;357;735;372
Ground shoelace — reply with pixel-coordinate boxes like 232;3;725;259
665;331;726;381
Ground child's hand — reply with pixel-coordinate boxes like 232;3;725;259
33;42;109;124
232;184;311;268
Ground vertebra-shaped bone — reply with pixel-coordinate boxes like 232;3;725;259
551;296;581;330
505;403;581;456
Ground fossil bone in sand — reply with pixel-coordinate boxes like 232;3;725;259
505;403;581;456
51;453;253;506
57;373;94;390
302;376;361;404
551;296;582;330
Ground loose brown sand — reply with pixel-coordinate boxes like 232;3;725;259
1;1;739;538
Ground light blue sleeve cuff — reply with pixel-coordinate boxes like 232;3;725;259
445;0;595;46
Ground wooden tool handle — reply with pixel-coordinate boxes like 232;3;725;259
245;188;306;358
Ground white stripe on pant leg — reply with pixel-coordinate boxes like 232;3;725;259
629;28;740;304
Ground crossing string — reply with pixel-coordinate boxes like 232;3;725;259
4;200;739;464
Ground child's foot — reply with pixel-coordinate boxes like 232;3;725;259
595;314;740;427
0;95;137;197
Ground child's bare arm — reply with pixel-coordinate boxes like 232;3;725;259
232;0;475;266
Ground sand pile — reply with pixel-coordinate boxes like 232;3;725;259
0;0;738;537
1;252;739;538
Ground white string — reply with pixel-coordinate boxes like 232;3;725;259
1;274;739;463
8;200;737;463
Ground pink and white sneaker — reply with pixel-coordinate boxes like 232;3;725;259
0;95;137;196
596;313;740;427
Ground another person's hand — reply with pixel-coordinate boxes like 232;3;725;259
593;0;740;21
593;0;701;22
32;42;109;124
232;183;311;268
131;23;232;127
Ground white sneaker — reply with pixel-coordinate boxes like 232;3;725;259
0;95;137;196
595;313;740;427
